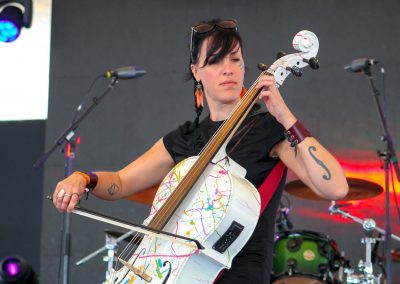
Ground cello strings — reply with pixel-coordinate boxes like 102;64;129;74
107;46;315;282
111;231;144;282
198;71;266;157
108;69;277;282
149;71;268;230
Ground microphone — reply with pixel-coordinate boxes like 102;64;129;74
344;58;379;73
102;66;146;79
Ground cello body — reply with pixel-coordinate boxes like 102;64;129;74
109;30;320;284
110;157;261;283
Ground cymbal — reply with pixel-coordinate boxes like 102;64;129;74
285;178;383;201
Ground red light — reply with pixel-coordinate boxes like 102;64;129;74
66;143;71;158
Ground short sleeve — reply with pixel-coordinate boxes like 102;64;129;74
262;113;286;155
163;120;198;164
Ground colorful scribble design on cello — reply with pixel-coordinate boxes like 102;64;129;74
110;157;233;283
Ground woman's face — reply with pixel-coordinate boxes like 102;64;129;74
191;37;245;107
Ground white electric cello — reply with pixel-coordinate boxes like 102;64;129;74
69;30;320;284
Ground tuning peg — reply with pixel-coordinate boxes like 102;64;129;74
257;63;269;71
276;51;286;59
286;66;302;77
303;57;320;70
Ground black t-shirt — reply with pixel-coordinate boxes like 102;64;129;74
163;111;287;283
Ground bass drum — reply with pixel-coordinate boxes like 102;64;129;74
271;230;343;284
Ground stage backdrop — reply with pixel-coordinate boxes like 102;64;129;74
38;0;400;283
0;121;44;275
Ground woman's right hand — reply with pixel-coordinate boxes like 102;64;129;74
52;172;88;212
50;138;175;213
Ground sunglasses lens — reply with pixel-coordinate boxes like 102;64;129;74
193;20;237;33
193;23;214;33
217;20;237;29
190;19;238;61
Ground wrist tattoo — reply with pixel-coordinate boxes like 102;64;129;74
108;183;120;196
308;146;332;180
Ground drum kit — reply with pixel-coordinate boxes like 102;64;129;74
74;177;399;284
271;177;400;284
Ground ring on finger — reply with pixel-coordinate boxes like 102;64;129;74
71;193;80;199
64;194;72;198
57;188;65;198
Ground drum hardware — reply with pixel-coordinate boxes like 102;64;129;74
272;230;343;283
285;178;383;201
103;231;119;283
336;251;351;283
329;202;400;243
329;202;400;283
75;230;137;284
276;195;293;233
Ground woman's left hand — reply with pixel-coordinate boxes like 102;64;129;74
255;75;296;129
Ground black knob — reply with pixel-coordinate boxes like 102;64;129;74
276;51;286;59
287;237;302;252
257;63;269;71
286;66;302;77
303;57;320;70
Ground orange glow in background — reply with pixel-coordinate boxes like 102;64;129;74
296;155;400;234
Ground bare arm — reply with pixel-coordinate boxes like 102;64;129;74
53;138;175;212
271;137;348;200
256;75;348;200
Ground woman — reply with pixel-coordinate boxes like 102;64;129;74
53;19;348;283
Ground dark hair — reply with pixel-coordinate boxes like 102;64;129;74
186;19;244;128
188;19;244;80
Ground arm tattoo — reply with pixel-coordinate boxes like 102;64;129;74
108;183;120;196
308;146;332;180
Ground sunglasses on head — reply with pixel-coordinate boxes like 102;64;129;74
190;19;238;61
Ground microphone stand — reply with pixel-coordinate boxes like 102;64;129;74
34;77;119;168
60;140;75;284
364;66;400;284
34;77;119;284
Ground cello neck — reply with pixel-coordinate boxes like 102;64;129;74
149;71;269;230
150;29;320;230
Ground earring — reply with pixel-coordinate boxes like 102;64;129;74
193;81;204;126
240;86;247;98
195;81;204;114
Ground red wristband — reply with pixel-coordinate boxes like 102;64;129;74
284;120;311;147
86;172;98;191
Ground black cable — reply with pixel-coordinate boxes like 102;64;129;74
381;64;400;225
371;233;382;265
70;75;102;124
381;64;386;121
